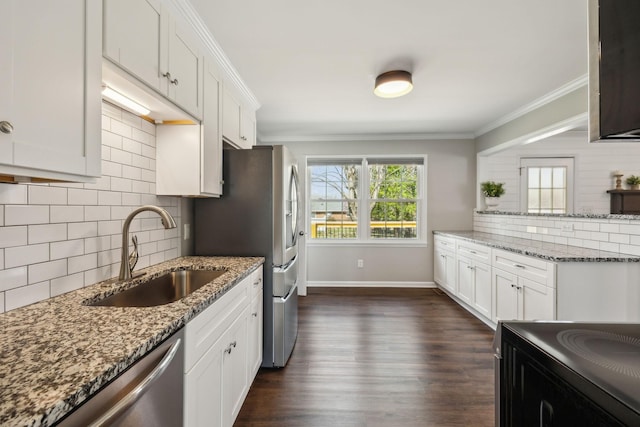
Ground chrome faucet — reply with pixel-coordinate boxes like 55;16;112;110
119;205;177;281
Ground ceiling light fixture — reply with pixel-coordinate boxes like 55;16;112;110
101;85;151;116
374;70;413;98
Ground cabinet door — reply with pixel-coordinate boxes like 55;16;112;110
443;251;456;294
493;268;518;321
222;308;249;427
202;58;223;196
472;261;492;319
521;277;555;321
434;247;446;286
222;86;241;146
166;18;203;118
103;0;163;91
248;291;263;379
0;0;100;180
240;108;256;147
184;336;223;427
456;256;473;304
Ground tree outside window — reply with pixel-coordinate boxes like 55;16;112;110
309;157;423;240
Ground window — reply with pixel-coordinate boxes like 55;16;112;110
519;157;574;214
308;157;424;241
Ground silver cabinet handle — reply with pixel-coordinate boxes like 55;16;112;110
88;338;182;427
0;121;13;134
162;72;178;85
225;341;238;354
252;312;258;317
513;264;526;269
470;250;477;254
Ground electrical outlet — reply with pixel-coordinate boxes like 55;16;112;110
183;223;190;240
357;259;364;268
560;223;574;232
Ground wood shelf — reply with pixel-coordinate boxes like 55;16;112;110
606;189;640;214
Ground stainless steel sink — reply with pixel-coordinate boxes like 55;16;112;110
89;269;227;307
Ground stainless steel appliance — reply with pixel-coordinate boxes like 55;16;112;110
57;328;184;426
193;145;300;368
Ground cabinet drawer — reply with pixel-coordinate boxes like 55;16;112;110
493;249;556;287
249;266;263;300
434;235;455;252
185;277;249;372
456;240;491;263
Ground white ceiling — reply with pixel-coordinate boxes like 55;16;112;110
188;0;588;142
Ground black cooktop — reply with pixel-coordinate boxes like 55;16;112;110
501;322;640;415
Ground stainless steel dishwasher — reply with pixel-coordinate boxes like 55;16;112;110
56;328;184;427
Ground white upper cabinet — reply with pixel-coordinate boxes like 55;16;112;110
165;18;203;118
103;0;163;91
0;0;101;182
222;85;256;149
103;0;203;119
156;57;221;197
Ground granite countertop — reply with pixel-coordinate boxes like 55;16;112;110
0;256;264;427
433;230;640;262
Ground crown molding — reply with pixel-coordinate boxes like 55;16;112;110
475;74;588;137
257;132;475;144
170;0;260;111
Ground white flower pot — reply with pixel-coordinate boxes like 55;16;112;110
484;196;500;211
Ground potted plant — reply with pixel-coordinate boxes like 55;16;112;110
480;181;505;210
626;175;640;190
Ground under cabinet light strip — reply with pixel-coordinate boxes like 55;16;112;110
101;85;151;116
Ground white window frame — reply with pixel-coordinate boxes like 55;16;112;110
519;157;575;214
307;155;427;245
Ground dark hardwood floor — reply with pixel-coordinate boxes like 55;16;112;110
235;287;496;427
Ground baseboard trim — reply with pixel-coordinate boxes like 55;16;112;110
307;281;435;288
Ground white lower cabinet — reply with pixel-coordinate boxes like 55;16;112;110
248;269;263;378
492;267;555;322
184;266;263;427
434;236;456;294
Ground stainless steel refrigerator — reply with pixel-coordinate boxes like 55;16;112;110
193;145;300;368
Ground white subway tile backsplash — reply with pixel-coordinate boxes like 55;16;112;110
98;191;122;206
98;220;121;236
0;185;28;204
5;206;49;226
50;206;84;223
84;235;111;254
111;177;132;193
0;103;183;314
68;222;98;240
5;243;49;269
51;239;84;260
102;129;123;149
51;272;84;297
475;212;640;256
122;138;142;155
68;253;98;275
0;267;27;292
68;189;98;206
28;186;68;205
110;120;132;138
5;281;50;311
29;259;67;284
0;226;28;248
85;206;111;222
28;224;67;244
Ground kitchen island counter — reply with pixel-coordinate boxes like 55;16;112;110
0;256;264;427
433;230;640;262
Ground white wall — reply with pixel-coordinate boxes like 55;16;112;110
0;102;184;313
480;131;640;214
274;138;477;292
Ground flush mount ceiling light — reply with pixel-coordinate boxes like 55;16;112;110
101;85;151;116
374;70;413;98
